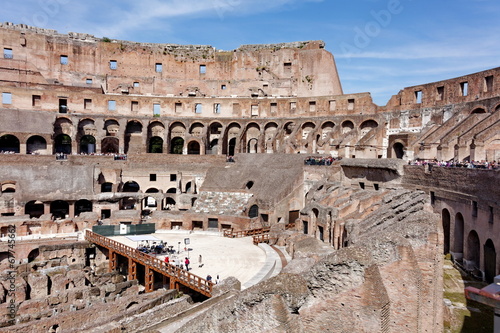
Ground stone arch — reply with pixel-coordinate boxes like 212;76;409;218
249;204;259;218
148;137;163;153
50;200;69;219
104;119;120;137
164;197;176;210
26;135;47;154
121;197;136;210
124;120;143;154
187;140;201;155
101;182;113;192
1;182;15;193
189;122;205;137
148;121;165;153
264;122;278;153
453;212;464;255
207;122;223;155
321;121;335;139
244;123;260;153
466;230;480;272
54;134;72;154
393;142;405;159
166;188;177;193
53;117;74;137
170;137;184;154
79;135;96;154
341;120;354;134
471;107;486;114
442;208;451;255
484;239;496;283
122;181;140;192
0;134;20;153
101;137;119;154
25;200;44;218
75;199;92;216
360;119;378;136
223;122;241;155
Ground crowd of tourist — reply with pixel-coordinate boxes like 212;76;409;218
304;156;342;166
408;159;498;170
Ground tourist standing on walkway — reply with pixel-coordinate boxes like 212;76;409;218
185;257;190;271
198;254;203;267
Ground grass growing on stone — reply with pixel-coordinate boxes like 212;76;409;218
443;258;494;333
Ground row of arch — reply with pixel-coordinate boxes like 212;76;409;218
442;208;497;283
0;117;380;155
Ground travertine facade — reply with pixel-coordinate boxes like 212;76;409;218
0;23;499;332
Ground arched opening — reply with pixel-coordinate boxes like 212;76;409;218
79;135;96;154
50;200;69;219
170;137;184;154
360;120;378;136
27;248;40;263
208;139;219;155
148;137;163;153
247;138;258;154
187;141;201;155
1;183;15;193
164;197;176;210
185;181;192;193
341;120;354;134
75;199;92;216
123;181;140;192
101;182;113;192
453;212;464;255
26;135;47;154
25;200;44;218
145;188;160;193
0;134;20;153
124;120;143;154
101;137;119;154
54;134;72;154
228;138;236;156
471;108;486;114
442;209;451;255
166;188;177;194
393;142;405;159
484;239;496;283
144;196;157;208
466;230;480;273
249;205;259;218
121;197;136;210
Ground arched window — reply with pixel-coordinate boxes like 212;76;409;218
101;137;119;154
484;239;496;283
249;205;259;218
50;200;69;219
101;183;113;192
187;141;200;155
442;209;451;255
170;137;184;154
393;142;405;159
79;135;96;154
75;199;92;216
27;135;47;154
0;134;20;153
123;181;140;192
149;137;163;153
25;200;44;218
54;134;72;154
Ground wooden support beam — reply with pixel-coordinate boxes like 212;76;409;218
109;250;117;272
145;266;154;292
128;258;137;281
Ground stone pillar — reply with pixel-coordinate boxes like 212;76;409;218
44;202;51;215
68;202;75;218
19;143;27;154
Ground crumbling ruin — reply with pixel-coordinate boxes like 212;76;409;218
0;23;498;332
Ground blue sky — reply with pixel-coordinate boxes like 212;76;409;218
1;0;499;105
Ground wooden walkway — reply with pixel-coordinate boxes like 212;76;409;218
85;230;212;297
223;227;270;238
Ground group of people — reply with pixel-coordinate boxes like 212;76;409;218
164;255;191;270
137;240;173;255
304;156;342;166
409;159;498;170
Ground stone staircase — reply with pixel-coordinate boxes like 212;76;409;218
192;191;253;215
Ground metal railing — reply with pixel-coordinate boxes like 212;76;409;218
85;230;212;297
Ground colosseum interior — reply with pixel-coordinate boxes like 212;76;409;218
0;22;499;332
